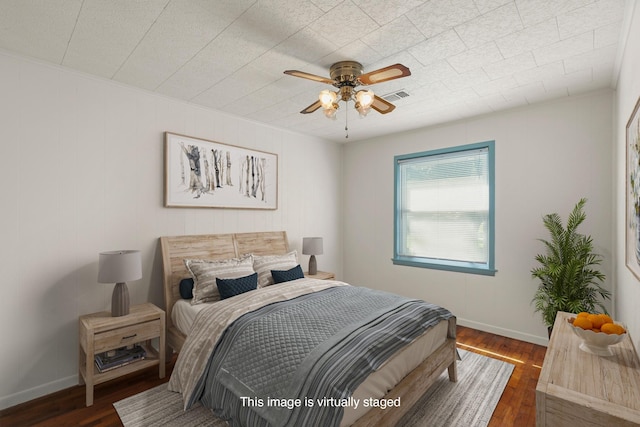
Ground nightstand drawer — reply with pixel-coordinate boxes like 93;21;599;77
94;320;160;353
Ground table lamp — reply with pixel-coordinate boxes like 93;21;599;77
98;250;142;317
302;237;323;275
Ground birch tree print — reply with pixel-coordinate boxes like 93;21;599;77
178;146;246;199
259;158;266;201
203;155;212;192
239;155;268;203
226;152;233;186
166;132;276;209
180;143;205;198
212;149;222;189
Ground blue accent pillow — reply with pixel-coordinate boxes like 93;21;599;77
216;273;258;300
271;264;304;284
179;278;194;299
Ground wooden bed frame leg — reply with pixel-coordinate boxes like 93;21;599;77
448;358;458;382
447;317;458;382
351;338;457;427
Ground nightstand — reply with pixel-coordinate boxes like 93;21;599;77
78;302;165;406
305;271;335;280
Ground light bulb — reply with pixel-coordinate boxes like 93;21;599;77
319;90;337;108
355;90;374;108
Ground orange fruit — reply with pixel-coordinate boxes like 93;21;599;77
573;316;593;330
587;314;606;329
601;323;626;335
599;314;613;324
577;312;590;318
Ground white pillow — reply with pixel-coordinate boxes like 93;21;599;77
185;255;254;304
252;250;298;288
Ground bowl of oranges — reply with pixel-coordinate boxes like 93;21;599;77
568;312;627;356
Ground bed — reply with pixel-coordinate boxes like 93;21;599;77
160;231;457;427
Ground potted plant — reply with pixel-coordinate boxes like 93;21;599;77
531;198;610;335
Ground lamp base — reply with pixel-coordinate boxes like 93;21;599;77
112;282;130;317
308;255;317;276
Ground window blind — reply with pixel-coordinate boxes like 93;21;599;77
397;146;490;265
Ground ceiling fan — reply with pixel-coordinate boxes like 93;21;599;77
283;61;411;119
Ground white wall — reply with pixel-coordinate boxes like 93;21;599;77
0;50;342;410
343;90;614;346
615;1;640;350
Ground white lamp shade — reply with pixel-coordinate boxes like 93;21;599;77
302;237;323;255
98;250;142;283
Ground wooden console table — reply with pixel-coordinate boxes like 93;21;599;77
536;311;640;426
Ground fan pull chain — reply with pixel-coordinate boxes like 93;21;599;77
345;101;349;139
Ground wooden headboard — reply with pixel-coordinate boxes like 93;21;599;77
159;231;289;353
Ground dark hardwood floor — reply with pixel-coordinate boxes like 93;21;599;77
0;326;546;427
456;326;547;427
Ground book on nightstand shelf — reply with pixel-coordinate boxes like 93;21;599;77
94;345;146;373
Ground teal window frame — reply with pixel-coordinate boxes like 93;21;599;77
393;141;496;276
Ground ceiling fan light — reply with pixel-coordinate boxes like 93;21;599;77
319;90;337;108
356;90;374;108
355;103;370;118
323;107;338;120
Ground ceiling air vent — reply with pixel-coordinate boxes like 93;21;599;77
382;90;410;102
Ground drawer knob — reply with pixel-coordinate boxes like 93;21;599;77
122;334;137;340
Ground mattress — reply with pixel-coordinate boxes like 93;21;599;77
171;291;448;426
172;298;207;336
341;319;448;426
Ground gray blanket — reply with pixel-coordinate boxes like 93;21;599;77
198;286;454;427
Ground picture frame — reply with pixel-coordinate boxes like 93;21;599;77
164;132;278;209
625;96;640;280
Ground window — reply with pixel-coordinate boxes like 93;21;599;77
393;141;496;275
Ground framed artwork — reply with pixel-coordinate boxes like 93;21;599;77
164;132;278;209
626;96;640;280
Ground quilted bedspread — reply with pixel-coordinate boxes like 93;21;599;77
168;278;344;405
168;278;453;427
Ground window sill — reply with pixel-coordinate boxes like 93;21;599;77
392;256;497;276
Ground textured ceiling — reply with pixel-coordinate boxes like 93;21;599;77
0;0;629;142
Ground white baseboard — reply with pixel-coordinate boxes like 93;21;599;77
0;374;78;411
2;341;163;410
457;318;549;347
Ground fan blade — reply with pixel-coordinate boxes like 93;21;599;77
370;95;396;114
284;70;335;85
358;63;411;85
300;100;322;114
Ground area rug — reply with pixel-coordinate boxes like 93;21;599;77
114;349;514;427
